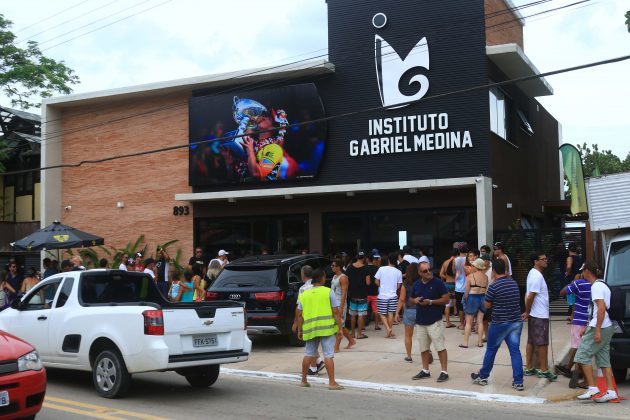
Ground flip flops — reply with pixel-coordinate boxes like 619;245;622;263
328;384;345;390
357;334;368;339
459;344;468;348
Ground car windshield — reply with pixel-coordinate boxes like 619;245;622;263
212;266;278;288
605;240;630;287
80;272;161;304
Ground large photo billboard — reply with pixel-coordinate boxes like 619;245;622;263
189;83;326;186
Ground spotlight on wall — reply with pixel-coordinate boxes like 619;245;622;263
346;191;355;197
284;195;293;200
492;184;498;189
227;197;236;203
116;201;125;208
64;205;72;211
408;188;417;194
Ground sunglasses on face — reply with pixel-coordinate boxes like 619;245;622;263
419;269;430;273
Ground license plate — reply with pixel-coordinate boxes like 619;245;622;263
192;334;218;347
0;391;8;407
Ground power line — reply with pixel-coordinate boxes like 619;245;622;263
39;0;164;50
19;0;121;43
15;0;91;34
36;0;571;142
4;53;628;177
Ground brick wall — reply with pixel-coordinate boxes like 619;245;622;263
59;92;194;259
485;0;524;49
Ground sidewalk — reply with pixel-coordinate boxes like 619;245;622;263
229;315;589;402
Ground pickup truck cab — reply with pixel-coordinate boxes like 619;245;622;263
0;269;251;398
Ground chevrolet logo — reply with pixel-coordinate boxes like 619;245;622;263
203;320;214;326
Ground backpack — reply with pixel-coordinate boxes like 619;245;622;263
597;281;626;322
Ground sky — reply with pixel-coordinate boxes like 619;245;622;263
2;0;629;158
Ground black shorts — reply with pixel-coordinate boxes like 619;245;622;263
483;307;492;322
455;292;464;311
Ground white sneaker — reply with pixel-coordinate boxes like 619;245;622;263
594;391;618;403
577;388;600;400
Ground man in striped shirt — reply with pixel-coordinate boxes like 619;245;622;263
471;259;524;390
556;271;591;386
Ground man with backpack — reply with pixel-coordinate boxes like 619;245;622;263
575;260;619;403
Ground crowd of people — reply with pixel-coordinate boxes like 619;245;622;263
294;242;621;403
0;247;231;310
1;241;620;402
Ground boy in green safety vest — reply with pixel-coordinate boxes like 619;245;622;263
297;268;344;390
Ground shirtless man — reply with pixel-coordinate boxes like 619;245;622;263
439;248;459;328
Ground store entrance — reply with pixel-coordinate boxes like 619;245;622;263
196;214;308;259
323;208;477;265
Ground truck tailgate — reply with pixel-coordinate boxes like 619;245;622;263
161;304;246;356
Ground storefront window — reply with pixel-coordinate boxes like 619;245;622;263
323;208;476;265
196;214;308;259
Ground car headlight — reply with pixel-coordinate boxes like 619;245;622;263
18;350;43;372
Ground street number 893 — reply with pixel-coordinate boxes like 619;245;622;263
173;206;190;216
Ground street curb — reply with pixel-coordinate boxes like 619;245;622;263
221;368;547;404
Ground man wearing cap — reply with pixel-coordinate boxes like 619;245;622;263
210;250;229;267
134;252;145;273
143;258;157;280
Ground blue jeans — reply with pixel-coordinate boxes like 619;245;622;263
479;321;524;384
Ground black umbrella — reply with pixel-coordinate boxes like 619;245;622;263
11;220;104;251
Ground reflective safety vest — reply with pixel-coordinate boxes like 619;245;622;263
299;286;338;341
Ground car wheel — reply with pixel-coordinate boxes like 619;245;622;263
93;349;131;398
185;365;220;388
613;368;628;383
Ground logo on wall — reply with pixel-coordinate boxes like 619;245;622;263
373;12;430;109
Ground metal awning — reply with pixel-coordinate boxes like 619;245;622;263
486;43;553;97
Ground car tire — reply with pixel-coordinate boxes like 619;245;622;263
92;349;132;398
613;368;628;383
185;364;220;388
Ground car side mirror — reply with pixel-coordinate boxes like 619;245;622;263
11;298;22;310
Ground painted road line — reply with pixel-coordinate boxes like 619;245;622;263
221;368;547;404
45;396;171;420
43;402;122;420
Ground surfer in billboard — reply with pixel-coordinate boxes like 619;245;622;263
227;96;298;181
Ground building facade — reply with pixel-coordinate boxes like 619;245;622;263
42;0;562;264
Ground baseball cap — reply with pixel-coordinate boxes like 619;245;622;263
218;250;229;256
61;259;73;268
357;250;366;258
126;257;135;265
135;252;143;258
143;258;156;266
371;249;381;258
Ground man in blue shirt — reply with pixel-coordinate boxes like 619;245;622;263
410;261;450;383
557;272;591;387
471;259;524;390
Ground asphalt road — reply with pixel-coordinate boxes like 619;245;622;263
37;368;630;420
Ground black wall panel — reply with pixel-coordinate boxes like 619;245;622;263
192;0;490;192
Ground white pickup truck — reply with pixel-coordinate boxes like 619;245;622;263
0;269;251;398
